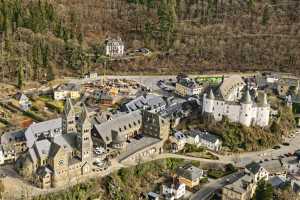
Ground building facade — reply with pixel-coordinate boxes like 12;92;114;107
105;38;124;57
203;89;270;127
175;78;202;97
21;99;93;188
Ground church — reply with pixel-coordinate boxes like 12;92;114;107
21;99;93;188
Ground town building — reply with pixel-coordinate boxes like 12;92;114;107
105;38;124;57
186;130;222;151
260;160;286;178
0;144;16;165
93;110;170;162
1;129;26;155
93;90;121;106
54;83;81;100
121;94;166;113
202;88;270;127
245;162;269;182
15;93;32;111
222;173;256;200
175;77;202;97
169;131;187;153
20;99;93;188
161;179;186;200
176;164;203;188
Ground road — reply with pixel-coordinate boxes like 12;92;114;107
190;171;244;200
220;132;300;167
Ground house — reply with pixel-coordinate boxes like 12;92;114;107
176;164;203;188
105;38;124;57
202;88;270;127
260;159;286;178
54;83;81;100
281;156;300;174
84;72;98;79
222;173;256;200
121;94;166;113
161;179;185;200
16;93;32;111
245;162;269;182
186;130;222;151
175;77;202;97
93;90;121;106
20;99;94;188
1;129;26;154
268;176;287;189
169;131;186;153
0;144;16;164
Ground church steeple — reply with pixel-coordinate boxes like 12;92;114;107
62;98;76;133
77;104;92;162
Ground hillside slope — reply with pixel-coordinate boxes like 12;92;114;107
0;0;299;85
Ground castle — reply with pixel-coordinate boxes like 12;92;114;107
202;76;270;127
21;99;93;188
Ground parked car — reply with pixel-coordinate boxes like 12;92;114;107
282;142;290;146
272;145;281;150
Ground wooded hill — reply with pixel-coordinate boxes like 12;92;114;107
0;0;299;86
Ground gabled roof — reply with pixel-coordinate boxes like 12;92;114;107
16;93;29;102
241;90;252;104
176;164;203;181
33;139;52;159
245;162;261;174
124;94;166;112
94;110;142;144
25;118;62;148
219;75;245;101
64;98;75;117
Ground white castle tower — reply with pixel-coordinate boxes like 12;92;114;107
239;90;253;127
203;89;215;113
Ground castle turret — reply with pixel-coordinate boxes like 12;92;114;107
203;89;215;113
62;98;76;133
256;92;270;127
240;90;253;126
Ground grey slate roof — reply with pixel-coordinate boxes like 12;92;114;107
219;75;245;100
53;133;77;152
57;83;80;92
33;140;52;159
224;173;253;194
241;90;252;104
124;94;165;112
36;166;53;177
25;118;62;148
245;162;261;174
94;110;142;144
176;164;203;181
188;130;220;144
1;129;25;144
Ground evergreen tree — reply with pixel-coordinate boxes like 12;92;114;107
17;61;24;89
254;180;273;200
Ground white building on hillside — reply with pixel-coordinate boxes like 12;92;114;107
202;87;270;127
105;38;124;57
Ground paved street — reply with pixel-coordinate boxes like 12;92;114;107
221;132;300;167
190;171;244;200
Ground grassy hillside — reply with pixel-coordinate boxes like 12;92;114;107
0;0;299;85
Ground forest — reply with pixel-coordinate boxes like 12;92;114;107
0;0;299;85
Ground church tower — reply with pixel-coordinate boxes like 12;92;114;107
77;104;92;162
62;98;76;134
